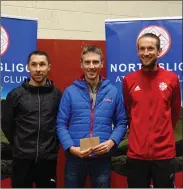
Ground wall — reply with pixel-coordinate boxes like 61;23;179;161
37;39;106;92
1;1;182;188
1;1;182;40
2;1;182;89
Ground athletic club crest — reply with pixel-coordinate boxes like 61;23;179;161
137;25;171;58
1;26;10;56
159;82;168;91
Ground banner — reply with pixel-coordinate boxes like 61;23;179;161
1;15;37;99
1;15;37;180
105;17;183;188
105;17;182;95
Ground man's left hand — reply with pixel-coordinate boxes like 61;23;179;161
92;139;115;155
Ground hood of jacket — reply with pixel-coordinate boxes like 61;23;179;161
22;78;54;93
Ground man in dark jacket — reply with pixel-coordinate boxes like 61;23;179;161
1;50;62;188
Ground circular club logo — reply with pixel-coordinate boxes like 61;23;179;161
1;26;10;56
137;25;171;58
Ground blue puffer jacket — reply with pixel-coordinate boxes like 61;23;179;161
56;78;127;151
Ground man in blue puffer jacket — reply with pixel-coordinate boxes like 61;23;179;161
57;45;127;188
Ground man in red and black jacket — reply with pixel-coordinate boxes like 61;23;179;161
123;33;181;188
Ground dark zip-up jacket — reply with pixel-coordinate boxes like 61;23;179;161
1;79;62;161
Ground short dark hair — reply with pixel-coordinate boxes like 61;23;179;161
138;33;161;50
27;50;50;64
80;45;103;62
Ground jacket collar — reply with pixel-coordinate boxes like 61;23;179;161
74;75;109;90
22;78;54;93
78;75;106;81
140;64;162;77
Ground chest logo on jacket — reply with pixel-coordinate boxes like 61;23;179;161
134;85;141;91
103;98;113;103
159;82;168;91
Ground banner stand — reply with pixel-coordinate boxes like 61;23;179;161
1;15;38;180
105;17;183;188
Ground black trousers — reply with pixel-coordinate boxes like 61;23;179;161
11;158;57;188
126;157;175;188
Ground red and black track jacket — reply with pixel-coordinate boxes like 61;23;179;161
123;65;181;160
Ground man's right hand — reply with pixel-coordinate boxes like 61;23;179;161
69;146;92;158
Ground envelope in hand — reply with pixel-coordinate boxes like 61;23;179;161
80;137;100;151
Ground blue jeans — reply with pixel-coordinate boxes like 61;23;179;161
64;152;111;188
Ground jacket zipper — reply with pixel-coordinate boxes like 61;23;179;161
90;108;94;137
36;88;41;162
149;80;153;159
89;89;99;138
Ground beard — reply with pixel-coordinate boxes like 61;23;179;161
140;58;157;70
32;75;47;84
